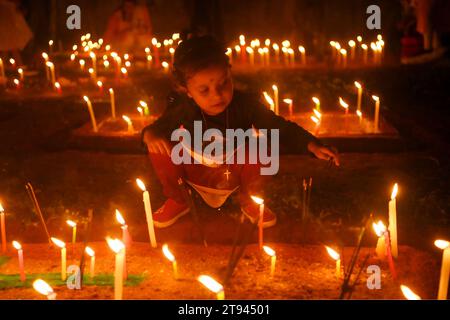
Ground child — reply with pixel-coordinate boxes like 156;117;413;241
142;35;339;229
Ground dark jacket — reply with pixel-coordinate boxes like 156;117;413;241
142;90;321;155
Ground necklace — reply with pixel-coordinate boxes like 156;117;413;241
200;108;232;182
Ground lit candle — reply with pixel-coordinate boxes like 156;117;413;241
311;109;322;135
88;68;96;82
136;179;157;248
361;44;368;64
161;61;169;74
33;279;56;300
370;42;378;64
312;97;320;111
46;61;56;86
283;98;293;118
96;80;103;93
198;275;224;300
339;97;349;115
106;237;125;300
298;46;306;65
51;237;67;281
263;92;275;112
109;88;116;119
137;107;144;118
288;48;295;66
18;68;24;81
272;43;280;64
169;47;175;64
263;47;270;66
401;285;421;300
0;203;6;253
12;241;25;281
89;52;97;78
251;196;264;250
388;183;398;258
325;246;341;278
372;95;380;133
162;244;178;279
48;40;54;53
434;239;450;300
122;115;134;133
340;49;347;68
246;47;254;66
139;100;149;116
83;96;98;132
54;81;61;93
263;245;276;277
356;110;363;126
348;40;356;61
116;210;132;248
13;78;20;90
0;58;5;80
272;85;279;115
354;81;363;112
66;220;77;244
79;59;85;71
9;58;16;67
85;246;95;278
373;221;386;259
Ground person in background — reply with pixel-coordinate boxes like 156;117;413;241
103;0;153;52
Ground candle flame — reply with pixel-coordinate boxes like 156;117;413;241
45;61;54;68
0;203;3;212
265;39;271;46
283;99;293;104
42;52;49;60
401;285;421;300
162;244;176;262
12;241;22;250
354;81;362;89
14;79;20;86
125;61;131;68
88;68;94;74
106;237;125;254
51;237;65;248
340;49;347;55
33;279;54;296
263;245;276;257
122;115;132;125
137;107;143;114
311;116;319;124
139;101;148;108
272;84;278;91
370;42;377;51
234;45;241;53
339;97;349;109
391;183;398;200
272;43;279;51
103;60;109;67
161;61;169;69
361;44;368;50
109;88;114;94
325;246;340;261
335;42;341;50
312;97;320;105
373;221;387;237
120;67;127;74
136;178;147;192
18;68;23;74
89;52;96;59
83;96;90;103
250;195;264;205
198;275;223;294
357;36;363;42
263;92;274;107
298;46;305;53
348;40;356;47
115;209;126;226
434;239;450;250
85;246;95;257
105;45;111;51
96;81;103;88
66;220;76;228
9;58;16;65
246;47;253;54
282;40;290;48
79;59;85;66
356;110;362;118
70;54;76;61
329;41;336;47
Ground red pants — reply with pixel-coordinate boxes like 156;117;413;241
148;150;266;207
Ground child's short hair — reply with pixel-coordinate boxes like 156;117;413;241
172;35;230;86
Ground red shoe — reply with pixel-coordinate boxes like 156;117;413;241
241;203;277;228
153;199;190;228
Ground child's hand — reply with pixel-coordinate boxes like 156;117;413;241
143;131;172;156
307;141;340;166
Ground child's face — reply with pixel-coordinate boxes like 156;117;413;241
185;66;233;116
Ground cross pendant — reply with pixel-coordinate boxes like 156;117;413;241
224;169;231;181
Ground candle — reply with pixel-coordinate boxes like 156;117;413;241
373;221;386;259
354;81;363;112
46;61;56;86
79;59;85;71
0;203;6;253
388;183;398;258
33;279;56;300
298;46;306;65
340;49;347;68
357;110;363;126
281;47;288;65
263;245;276;277
272;43;280;64
12;241;25;281
146;55;152;70
122;115;134;133
434;239;450;300
0;58;5;80
357;36;363;43
51;237;67;281
339;97;349;114
89;52;97;77
96;80;103;92
109;88;116;119
370;42;378;64
283;98;293;118
288;48;295;66
401;285;421;300
372;95;380;133
250;196;264;250
137;107;144;118
246;47;254;67
263;92;275;112
136;179;157;248
361;44;368;64
312;97;320;111
66;220;77;244
263;47;270;66
85;246;95;278
49;40;54;53
272;85;279;115
18;68;24;81
162;244;178;279
106;237;125;300
88;68;96;82
139;100;149;116
311;109;322;135
13;78;20;90
348;40;356;61
9;58;16;66
83;96;98;132
54;82;61;93
325;246;341;278
198;275;224;300
116;209;132;247
257;48;264;66
161;61;169;74
169;47;175;64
